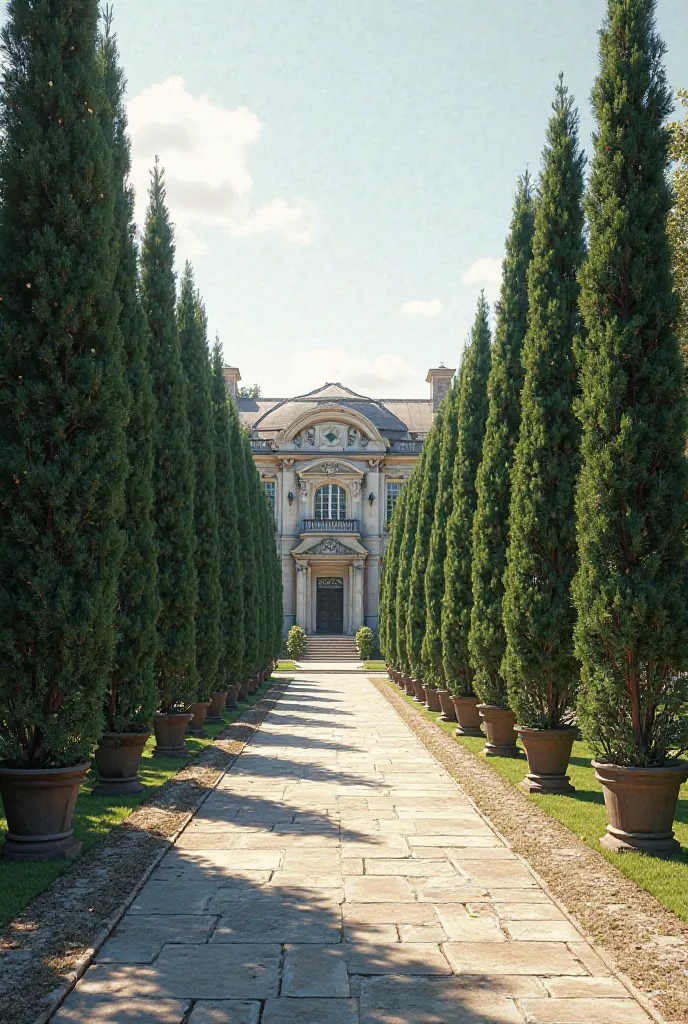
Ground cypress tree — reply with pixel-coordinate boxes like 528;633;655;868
669;90;688;360
0;0;127;768
228;399;259;680
100;15;160;733
574;0;688;767
141;163;197;711
395;446;427;677
469;175;535;708
210;342;244;687
502;78;586;730
407;406;445;682
245;435;268;671
178;264;221;700
380;482;408;669
421;376;460;687
442;295;492;694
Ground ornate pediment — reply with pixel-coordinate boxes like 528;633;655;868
308;538;357;556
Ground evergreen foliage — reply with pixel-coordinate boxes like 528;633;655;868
406;406;445;682
100;14;160;733
441;295;492;695
421;377;460;687
394;446;427;676
178;264;221;700
287;625;306;660
469;175;535;708
379;482;408;669
574;0;688;766
669;90;688;359
0;0;128;767
210;341;244;688
502;79;586;730
141;163;197;711
228;401;259;679
245;434;268;669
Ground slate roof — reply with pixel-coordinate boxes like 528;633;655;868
238;382;434;441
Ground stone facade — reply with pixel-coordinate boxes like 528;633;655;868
229;368;454;636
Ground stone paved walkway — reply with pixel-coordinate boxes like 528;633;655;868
54;674;653;1024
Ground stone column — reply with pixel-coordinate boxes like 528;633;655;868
366;554;380;630
353;560;365;631
347;563;354;635
307;563;313;634
295;562;307;629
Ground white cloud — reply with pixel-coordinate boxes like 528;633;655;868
259;347;420;398
127;76;316;254
462;257;503;293
400;298;443;319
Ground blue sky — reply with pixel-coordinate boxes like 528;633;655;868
95;2;688;395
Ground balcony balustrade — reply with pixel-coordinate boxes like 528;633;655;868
302;518;359;534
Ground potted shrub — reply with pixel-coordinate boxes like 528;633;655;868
187;694;212;737
501;76;586;793
0;0;129;860
286;625;307;662
423;682;442;714
573;0;688;855
356;626;375;662
206;689;228;724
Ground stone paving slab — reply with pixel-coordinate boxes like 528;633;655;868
55;672;652;1023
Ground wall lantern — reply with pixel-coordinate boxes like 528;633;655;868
368;492;376;507
288;491;295;506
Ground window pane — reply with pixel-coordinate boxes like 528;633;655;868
264;481;276;517
315;483;347;520
386;481;404;524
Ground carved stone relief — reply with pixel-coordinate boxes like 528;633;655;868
308;539;357;556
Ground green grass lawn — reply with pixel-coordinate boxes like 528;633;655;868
0;684;272;928
387;681;688;921
276;660;296;670
362;661;387;671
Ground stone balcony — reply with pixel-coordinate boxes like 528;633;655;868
302;518;360;534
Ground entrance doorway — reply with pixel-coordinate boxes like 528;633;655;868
316;577;344;634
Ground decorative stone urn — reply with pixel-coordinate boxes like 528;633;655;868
225;684;241;710
437;691;456;722
423;686;442;713
403;676;416;698
516;727;576;793
206;691;228;724
239;679;251;700
152;712;193;758
411;679;425;703
593;761;688;856
93;732;150;796
451;696;483;737
187;700;211;737
477;705;520;757
0;762;90;862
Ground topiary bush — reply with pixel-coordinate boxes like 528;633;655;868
286;625;307;660
356;627;375;661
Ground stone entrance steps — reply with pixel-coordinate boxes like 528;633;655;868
303;635;360;661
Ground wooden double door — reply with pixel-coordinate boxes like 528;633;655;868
316;577;344;634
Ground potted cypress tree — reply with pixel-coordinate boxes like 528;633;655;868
210;343;245;714
422;379;460;721
0;0;128;858
141;164;197;757
379;481;408;686
442;297;492;739
93;15;160;796
574;0;688;854
502;78;586;794
179;266;223;732
469;176;534;748
407;407;445;712
396;450;427;701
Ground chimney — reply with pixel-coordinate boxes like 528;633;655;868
223;366;241;400
426;365;455;412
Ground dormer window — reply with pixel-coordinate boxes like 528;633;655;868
315;483;347;521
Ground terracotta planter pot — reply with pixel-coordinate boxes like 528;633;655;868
225;684;241;710
411;678;425;703
403;676;416;697
516;727;576;794
423;686;442;713
0;762;90;862
93;732;150;796
437;690;456;722
152;712;193;758
239;679;251;700
477;704;520;757
451;696;483;737
186;700;211;737
206;691;228;724
593;761;688;856
250;675;259;694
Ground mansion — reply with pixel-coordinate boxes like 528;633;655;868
224;366;454;636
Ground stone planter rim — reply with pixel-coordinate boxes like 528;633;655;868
592;759;688;776
516;724;577;735
0;760;91;777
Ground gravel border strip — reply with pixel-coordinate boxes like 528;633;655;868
0;682;290;1024
372;677;688;1024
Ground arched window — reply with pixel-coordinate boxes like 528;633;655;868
315;483;347;521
